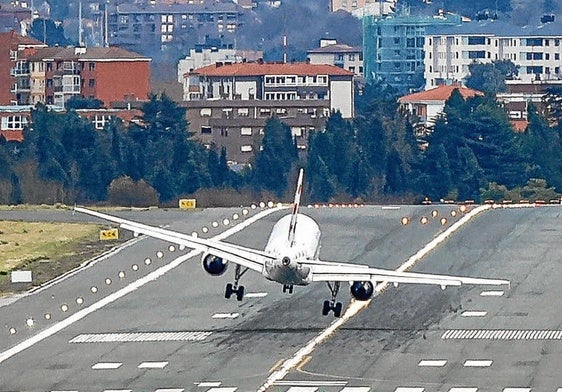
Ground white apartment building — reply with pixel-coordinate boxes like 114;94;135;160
307;40;364;78
424;19;562;89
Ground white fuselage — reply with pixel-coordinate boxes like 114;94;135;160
261;213;321;286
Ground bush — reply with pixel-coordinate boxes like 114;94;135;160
107;176;159;207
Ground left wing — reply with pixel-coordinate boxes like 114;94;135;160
304;259;509;288
74;206;274;274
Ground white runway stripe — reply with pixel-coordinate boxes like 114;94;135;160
480;290;504;296
92;362;122;369
418;359;447;367
442;329;562;340
244;292;268;298
206;388;237;392
395;388;424;392
464;359;493;367
340;388;371;392
461;310;488;317
285;388;318;392
449;388;477;392
198;382;222;387
138;361;168;369
212;313;239;319
154;389;184;392
503;389;531;392
273;380;348;386
70;331;212;343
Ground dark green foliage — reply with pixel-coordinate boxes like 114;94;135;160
65;97;104;110
28;18;73;47
466;60;519;94
420;91;528;201
252;117;299;197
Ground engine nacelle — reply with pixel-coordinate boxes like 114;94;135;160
201;253;228;276
350;281;374;301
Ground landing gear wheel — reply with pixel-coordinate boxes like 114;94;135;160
334;302;343;318
236;285;245;301
322;300;331;316
225;283;233;299
283;284;294;294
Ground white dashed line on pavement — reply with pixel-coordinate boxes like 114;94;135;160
92;362;122;370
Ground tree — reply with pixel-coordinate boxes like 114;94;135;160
252;117;298;197
466;60;519;95
28;19;73;46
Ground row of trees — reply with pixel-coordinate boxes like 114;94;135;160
1;83;562;206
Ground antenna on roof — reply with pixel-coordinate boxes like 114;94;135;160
78;0;84;47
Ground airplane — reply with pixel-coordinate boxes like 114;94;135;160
74;169;509;317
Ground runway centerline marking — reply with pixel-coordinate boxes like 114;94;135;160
257;205;493;392
0;207;282;364
212;312;239;319
480;290;504;297
197;382;222;387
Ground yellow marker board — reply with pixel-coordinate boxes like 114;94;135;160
179;198;196;209
99;228;119;240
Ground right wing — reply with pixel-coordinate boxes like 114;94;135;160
74;206;275;274
304;259;509;288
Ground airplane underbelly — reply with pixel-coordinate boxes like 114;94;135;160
264;262;311;285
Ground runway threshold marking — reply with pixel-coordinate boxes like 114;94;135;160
449;388;478;392
257;205;493;392
273;380;348;386
206;388;237;392
503;389;531;392
285;387;317;392
0;207;282;365
70;331;212;343
155;389;184;392
395;388;424;392
340;388;371;392
442;329;562;340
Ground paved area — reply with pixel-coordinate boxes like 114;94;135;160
0;204;560;391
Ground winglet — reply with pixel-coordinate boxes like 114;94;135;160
288;168;304;246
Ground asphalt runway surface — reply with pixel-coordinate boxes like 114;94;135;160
0;203;561;392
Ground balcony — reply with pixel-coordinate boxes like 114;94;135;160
10;68;30;77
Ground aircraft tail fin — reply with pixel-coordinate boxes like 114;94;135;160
288;168;304;246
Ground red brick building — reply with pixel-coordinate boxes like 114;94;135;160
0;32;151;108
0;31;46;105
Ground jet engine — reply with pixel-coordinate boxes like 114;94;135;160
350;281;374;301
201;253;228;276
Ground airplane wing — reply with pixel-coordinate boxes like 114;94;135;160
304;259;509;288
74;206;274;273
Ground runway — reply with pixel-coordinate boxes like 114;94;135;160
0;203;561;391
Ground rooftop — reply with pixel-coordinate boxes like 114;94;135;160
22;46;151;62
191;62;354;77
0;30;46;48
427;19;562;37
398;84;484;103
307;43;362;54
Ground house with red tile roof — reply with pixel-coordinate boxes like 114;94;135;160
398;84;484;133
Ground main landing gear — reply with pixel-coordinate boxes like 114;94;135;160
225;264;248;301
322;282;343;317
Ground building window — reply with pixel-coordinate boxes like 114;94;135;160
468;36;486;45
201;126;212;134
240;127;252;136
220;128;228;136
89;62;95;71
526;38;543;46
92;115;111;129
241;145;253;152
237;108;249;116
89;79;95;87
200;108;211;116
1;115;28;130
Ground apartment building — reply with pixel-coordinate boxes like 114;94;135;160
362;11;462;93
183;61;354;164
0;31;46;105
15;45;150;107
107;2;242;50
424;19;562;89
307;40;364;78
